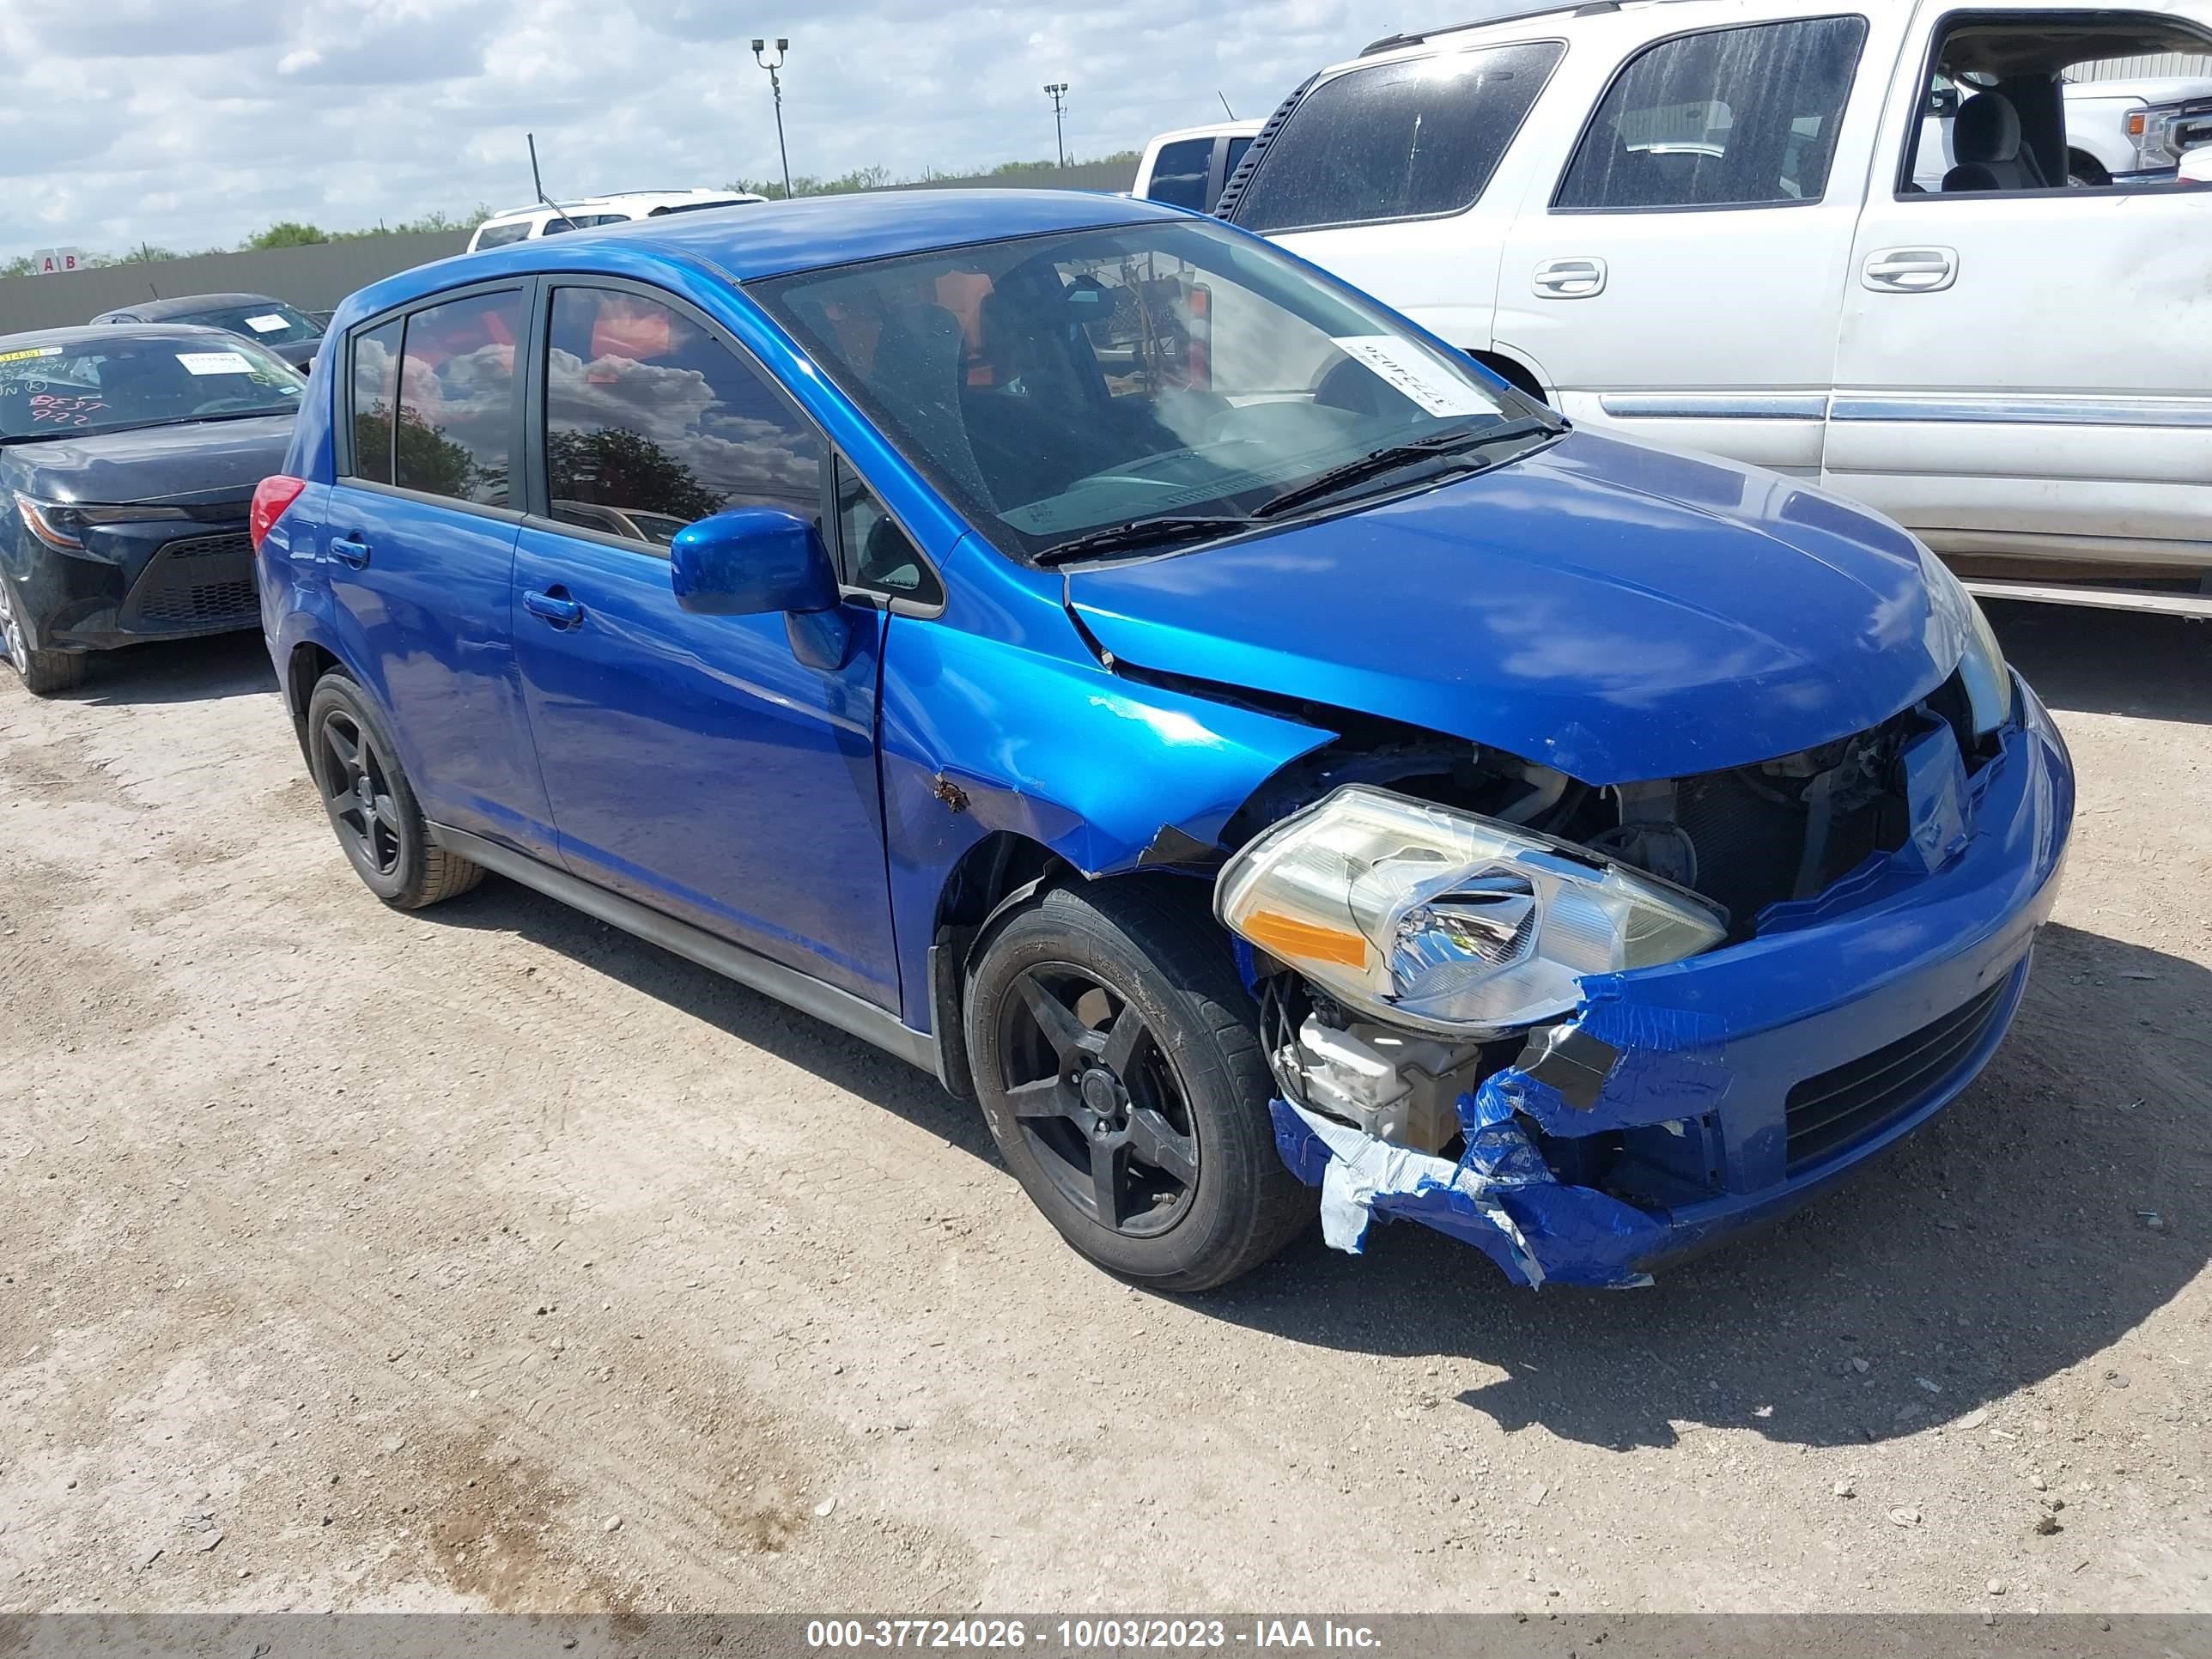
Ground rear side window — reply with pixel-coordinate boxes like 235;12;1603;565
473;221;532;249
1146;138;1217;210
1232;41;1565;232
348;318;402;483
393;289;524;506
541;286;823;552
1553;16;1869;210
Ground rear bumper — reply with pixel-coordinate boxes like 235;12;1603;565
1271;672;2074;1287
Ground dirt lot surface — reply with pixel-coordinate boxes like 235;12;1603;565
2;605;2207;1616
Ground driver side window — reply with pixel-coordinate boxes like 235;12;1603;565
542;285;823;553
1902;15;2212;196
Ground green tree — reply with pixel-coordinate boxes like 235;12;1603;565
545;427;720;524
243;221;331;250
352;404;489;503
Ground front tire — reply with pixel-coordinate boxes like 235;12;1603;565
306;671;483;909
965;878;1314;1292
0;575;84;696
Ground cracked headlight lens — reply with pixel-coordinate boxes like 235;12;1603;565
1217;785;1728;1038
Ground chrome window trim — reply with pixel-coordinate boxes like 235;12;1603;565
1600;393;1829;420
1829;394;2212;428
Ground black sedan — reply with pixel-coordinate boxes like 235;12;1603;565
0;325;301;695
89;292;325;373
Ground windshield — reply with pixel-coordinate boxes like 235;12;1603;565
750;218;1542;562
0;335;304;442
168;301;323;346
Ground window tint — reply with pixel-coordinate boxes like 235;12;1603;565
393;289;523;506
837;457;939;604
1554;17;1869;210
474;221;532;249
349;317;402;483
1232;41;1565;232
1146;139;1217;210
1224;135;1253;178
543;286;823;551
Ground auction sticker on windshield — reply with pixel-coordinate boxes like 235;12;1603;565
1330;336;1495;419
176;351;253;375
244;314;289;333
0;345;63;365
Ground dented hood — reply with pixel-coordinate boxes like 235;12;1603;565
1065;430;1964;786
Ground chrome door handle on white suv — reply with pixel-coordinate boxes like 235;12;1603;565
1533;257;1607;299
1863;247;1959;293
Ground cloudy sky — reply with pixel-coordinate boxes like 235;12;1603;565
0;0;1389;261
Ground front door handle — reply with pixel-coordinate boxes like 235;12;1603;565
523;587;585;629
1533;257;1607;298
329;536;371;568
1863;246;1959;293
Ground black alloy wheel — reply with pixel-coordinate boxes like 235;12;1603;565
303;671;483;909
999;963;1201;1237
965;878;1314;1291
317;706;404;880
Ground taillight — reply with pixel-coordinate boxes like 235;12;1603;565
250;474;307;553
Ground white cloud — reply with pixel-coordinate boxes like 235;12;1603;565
0;0;1379;260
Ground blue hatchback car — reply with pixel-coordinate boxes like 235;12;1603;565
254;191;2072;1293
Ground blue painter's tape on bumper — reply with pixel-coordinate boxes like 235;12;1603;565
1270;673;2074;1287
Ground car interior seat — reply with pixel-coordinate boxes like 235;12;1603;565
1943;91;2049;191
866;303;990;504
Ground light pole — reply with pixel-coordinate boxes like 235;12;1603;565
1043;82;1069;168
752;37;793;199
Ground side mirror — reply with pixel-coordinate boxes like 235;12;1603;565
671;506;839;617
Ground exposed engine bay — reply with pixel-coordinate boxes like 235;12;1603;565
1225;672;1989;1158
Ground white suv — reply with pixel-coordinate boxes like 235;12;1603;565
1222;0;2212;613
466;189;765;253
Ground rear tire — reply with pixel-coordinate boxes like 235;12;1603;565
965;878;1314;1292
0;576;84;696
306;670;483;909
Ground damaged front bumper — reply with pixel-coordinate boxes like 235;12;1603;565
1268;674;2073;1288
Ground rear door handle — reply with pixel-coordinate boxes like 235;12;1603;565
329;536;371;568
1863;246;1959;293
523;587;584;629
1534;257;1607;298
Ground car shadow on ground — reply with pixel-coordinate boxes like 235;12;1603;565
1987;600;2209;725
59;629;276;707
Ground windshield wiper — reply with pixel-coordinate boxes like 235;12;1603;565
1253;416;1559;520
1031;514;1255;567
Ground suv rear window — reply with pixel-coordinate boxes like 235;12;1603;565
1553;15;1869;210
473;221;532;249
1231;40;1565;232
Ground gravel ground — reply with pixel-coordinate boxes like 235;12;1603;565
1;604;2206;1616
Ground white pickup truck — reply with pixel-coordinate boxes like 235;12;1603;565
1914;73;2212;187
1221;0;2212;614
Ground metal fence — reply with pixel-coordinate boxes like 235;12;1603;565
0;164;1142;340
2073;52;2212;80
0;232;471;337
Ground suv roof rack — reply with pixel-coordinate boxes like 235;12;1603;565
1361;0;1619;57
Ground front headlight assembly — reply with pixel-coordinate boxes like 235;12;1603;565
1917;541;2012;738
1217;786;1727;1040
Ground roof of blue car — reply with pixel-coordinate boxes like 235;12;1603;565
350;189;1188;318
566;189;1179;277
